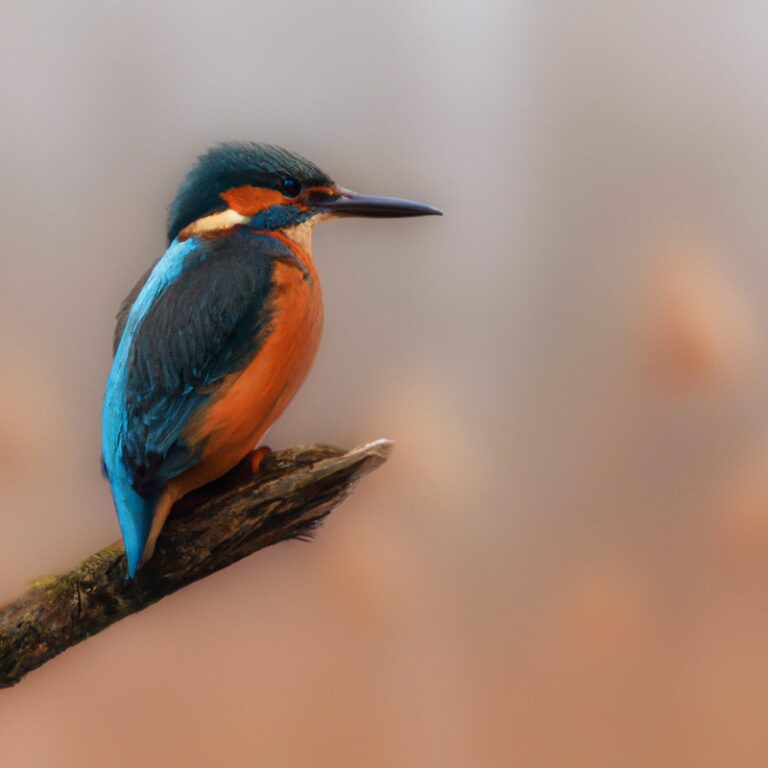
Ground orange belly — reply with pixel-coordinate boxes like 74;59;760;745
175;236;323;495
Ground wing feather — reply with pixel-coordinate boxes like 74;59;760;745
113;231;286;496
113;261;157;354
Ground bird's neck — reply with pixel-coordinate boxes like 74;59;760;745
179;208;249;240
178;209;319;280
267;224;318;283
179;209;317;258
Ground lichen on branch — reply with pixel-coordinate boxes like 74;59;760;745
0;439;392;689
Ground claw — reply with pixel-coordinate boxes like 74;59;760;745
249;445;271;473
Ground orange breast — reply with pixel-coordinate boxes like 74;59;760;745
177;235;323;493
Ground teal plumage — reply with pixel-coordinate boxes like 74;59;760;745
102;141;441;577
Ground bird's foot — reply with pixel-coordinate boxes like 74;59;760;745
171;446;273;514
207;446;273;488
248;445;272;473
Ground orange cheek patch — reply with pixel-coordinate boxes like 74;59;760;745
221;185;286;217
306;184;337;196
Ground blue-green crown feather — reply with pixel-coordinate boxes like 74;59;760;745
167;142;334;242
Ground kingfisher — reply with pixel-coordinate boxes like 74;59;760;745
102;141;441;578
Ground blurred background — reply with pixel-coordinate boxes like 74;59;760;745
3;1;768;765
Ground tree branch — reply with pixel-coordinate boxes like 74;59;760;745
0;439;392;689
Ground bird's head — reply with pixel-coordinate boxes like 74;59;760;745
168;142;441;244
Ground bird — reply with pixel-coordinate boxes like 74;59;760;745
102;141;441;578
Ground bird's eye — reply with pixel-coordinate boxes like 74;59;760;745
281;177;301;197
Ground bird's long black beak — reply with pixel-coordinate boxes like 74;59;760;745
310;187;443;218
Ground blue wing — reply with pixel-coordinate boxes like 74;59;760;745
103;229;286;575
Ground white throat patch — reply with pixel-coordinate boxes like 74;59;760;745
282;219;315;252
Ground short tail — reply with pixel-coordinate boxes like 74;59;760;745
111;481;155;579
138;491;177;571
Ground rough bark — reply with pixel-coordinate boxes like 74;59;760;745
0;439;392;689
